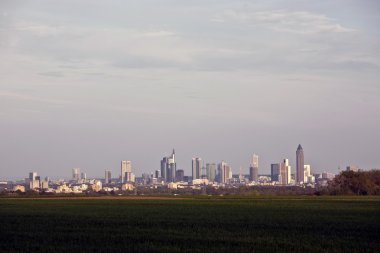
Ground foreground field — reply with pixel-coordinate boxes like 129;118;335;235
0;197;379;253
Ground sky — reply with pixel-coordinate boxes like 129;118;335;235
1;0;379;179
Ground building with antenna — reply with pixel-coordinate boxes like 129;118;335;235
161;149;177;182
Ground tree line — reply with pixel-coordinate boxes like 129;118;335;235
322;169;380;195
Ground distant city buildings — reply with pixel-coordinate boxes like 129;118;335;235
346;165;360;172
28;171;40;189
270;159;291;185
322;171;335;180
0;144;351;195
304;165;315;183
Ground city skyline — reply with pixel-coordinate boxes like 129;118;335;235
0;144;376;180
0;144;375;194
1;1;379;179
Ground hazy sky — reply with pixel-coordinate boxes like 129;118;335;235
1;0;379;179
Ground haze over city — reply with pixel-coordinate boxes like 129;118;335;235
1;0;379;179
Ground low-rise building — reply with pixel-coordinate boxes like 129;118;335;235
121;183;135;191
13;185;25;192
91;181;103;192
167;182;178;189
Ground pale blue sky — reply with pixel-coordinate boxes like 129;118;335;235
0;0;379;179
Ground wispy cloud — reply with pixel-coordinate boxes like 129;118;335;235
0;91;71;105
38;71;65;77
213;9;355;34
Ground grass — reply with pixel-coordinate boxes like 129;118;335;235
0;196;379;253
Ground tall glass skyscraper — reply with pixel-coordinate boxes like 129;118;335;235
161;149;176;182
192;157;202;180
296;144;304;184
206;163;216;182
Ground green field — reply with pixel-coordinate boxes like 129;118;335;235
0;197;379;253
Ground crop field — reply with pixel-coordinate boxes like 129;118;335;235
0;196;379;253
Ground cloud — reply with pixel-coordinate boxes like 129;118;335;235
139;30;176;38
39;71;65;77
5;21;196;68
213;9;355;34
14;23;63;36
0;91;71;105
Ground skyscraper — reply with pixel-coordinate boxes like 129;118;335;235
72;168;81;182
28;172;39;190
304;165;311;183
249;154;259;182
271;163;280;182
217;161;231;184
160;149;176;182
29;172;37;181
206;163;216;182
121;160;132;183
296;144;304;184
280;159;291;185
105;170;111;184
154;170;161;179
192;157;202;180
175;169;184;182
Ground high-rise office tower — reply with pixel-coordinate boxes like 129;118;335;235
206;163;216;182
304;165;311;183
28;172;39;189
29;172;37;181
160;157;168;181
286;160;291;184
217;161;231;184
226;165;232;181
142;173;150;185
72;168;81;181
105;170;111;184
296;144;304;184
250;154;259;168
249;154;259;182
29;179;40;189
160;149;177;182
280;159;291;185
271;163;280;182
176;169;185;182
217;161;226;183
40;179;49;189
192;157;202;180
249;166;258;182
154;170;161;179
121;160;132;183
